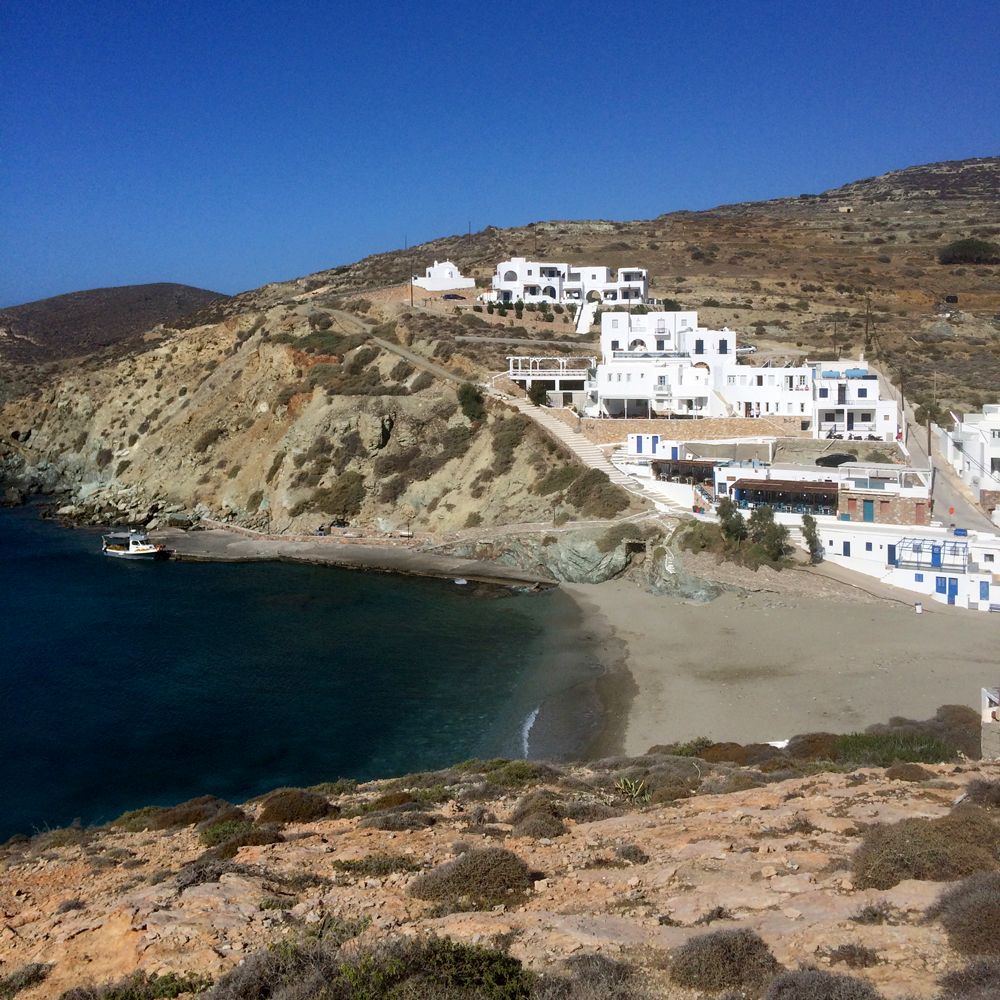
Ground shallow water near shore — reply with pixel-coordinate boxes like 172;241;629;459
0;506;605;840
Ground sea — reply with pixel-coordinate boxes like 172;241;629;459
0;505;605;841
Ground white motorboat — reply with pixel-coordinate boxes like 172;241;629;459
101;530;171;560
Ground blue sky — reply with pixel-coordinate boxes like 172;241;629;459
2;0;997;305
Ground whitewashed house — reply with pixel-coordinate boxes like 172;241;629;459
942;404;1000;519
412;260;475;292
486;257;648;305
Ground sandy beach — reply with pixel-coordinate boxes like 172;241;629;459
565;579;999;755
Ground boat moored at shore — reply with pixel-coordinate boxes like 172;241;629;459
101;530;171;560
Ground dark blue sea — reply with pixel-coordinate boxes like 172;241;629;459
0;506;603;841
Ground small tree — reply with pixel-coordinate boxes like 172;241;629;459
527;382;548;406
801;513;823;564
747;505;776;544
457;383;486;423
717;497;748;545
761;520;791;561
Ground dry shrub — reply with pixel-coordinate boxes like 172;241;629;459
0;963;51;998
849;902;894;925
538;953;650;999
785;732;840;760
764;968;883;1000
113;795;237;832
926;872;1000;956
509;791;560;825
864;704;981;760
359;810;437;831
257;788;336;825
966;779;1000;808
851;805;1000;889
669;928;781;992
199;823;283;862
59;971;211;1000
616;843;650;865
331;854;420;877
938;958;1000;1000
408;847;534;911
559;800;623;822
885;762;933;782
826;944;879;968
512;812;566;840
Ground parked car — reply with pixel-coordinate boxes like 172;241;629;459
815;453;855;467
736;344;757;355
442;293;466;300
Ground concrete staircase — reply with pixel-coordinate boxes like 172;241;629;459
575;300;598;334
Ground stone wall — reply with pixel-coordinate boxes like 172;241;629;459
837;491;930;526
547;409;809;445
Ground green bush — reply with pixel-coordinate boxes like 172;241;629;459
408;847;534;912
938;238;1000;265
458;382;486;422
832;731;957;766
596;522;647;553
258;788;336;824
565;467;629;517
669;928;780;991
927;872;1000;956
199;819;254;847
290;472;366;519
851;805;1000;889
534;465;580;495
527;382;548;406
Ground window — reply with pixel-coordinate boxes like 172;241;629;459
819;387;829;398
727;375;736;385
656;339;666;350
611;340;620;350
611;319;619;328
827;539;833;547
695;339;704;355
756;375;764;387
527;269;533;275
858;387;868;397
719;340;728;354
915;573;924;582
865;542;873;551
862;412;873;421
985;553;995;563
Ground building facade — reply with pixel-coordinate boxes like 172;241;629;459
487;257;648;305
943;404;1000;519
412;260;475;291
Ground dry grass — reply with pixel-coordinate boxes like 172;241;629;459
408;847;535;912
926;872;1000;956
257;789;336;825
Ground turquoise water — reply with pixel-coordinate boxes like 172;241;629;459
0;506;600;840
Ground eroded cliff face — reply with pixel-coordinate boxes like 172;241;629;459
0;302;610;535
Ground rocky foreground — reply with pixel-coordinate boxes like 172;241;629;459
2;736;999;999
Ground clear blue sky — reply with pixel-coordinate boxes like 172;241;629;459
2;0;997;306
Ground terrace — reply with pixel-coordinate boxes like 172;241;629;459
729;478;839;516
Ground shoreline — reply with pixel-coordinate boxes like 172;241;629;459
563;578;1000;754
154;525;557;590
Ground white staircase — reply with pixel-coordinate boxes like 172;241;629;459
575;300;598;335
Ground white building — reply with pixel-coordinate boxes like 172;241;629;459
943;404;1000;516
572;310;898;439
486;256;648;305
412;260;475;292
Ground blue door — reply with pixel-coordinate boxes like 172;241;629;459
887;544;897;566
862;499;874;522
671;446;679;460
931;545;942;568
636;436;642;454
651;435;659;454
981;581;991;601
947;578;959;605
842;541;851;557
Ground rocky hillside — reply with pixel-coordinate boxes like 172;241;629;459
0;297;634;534
1;711;998;999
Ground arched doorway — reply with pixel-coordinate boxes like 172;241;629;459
542;285;557;299
503;270;517;281
586;290;602;302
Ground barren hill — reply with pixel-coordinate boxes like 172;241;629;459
0;283;227;365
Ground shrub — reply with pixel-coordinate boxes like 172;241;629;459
95;447;113;469
199;819;253;847
802;512;823;563
485;760;557;788
59;971;212;1000
527;382;548;406
511;811;566;839
292;472;366;519
113;795;234;832
199;823;283;861
534;465;580;495
258;788;335;824
458;383;486;422
616;843;650;865
884;762;932;782
205;934;535;1000
826;944;879;968
669;928;780;991
411;371;434;392
596;522;647;553
764;968;882;1000
565;467;629;517
408;847;534;911
0;964;51;999
850;902;893;925
851;806;1000;888
332;854;420;876
193;427;224;452
938;958;1000;1000
465;511;482;528
359;810;436;831
966;779;1000;808
938;238;1000;265
926;872;1000;956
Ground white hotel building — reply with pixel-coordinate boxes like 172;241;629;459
584;310;898;439
486;257;648;305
